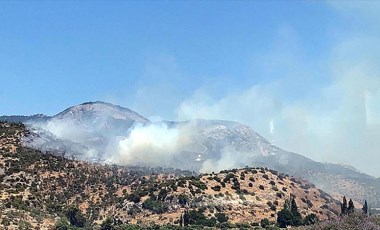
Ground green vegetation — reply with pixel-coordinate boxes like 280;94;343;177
362;200;368;215
100;217;115;230
142;197;169;214
66;206;86;227
260;218;270;228
182;209;216;227
276;195;319;228
215;212;228;223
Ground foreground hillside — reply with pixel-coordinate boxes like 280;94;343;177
0;122;339;229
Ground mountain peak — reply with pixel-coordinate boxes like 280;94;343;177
54;101;149;123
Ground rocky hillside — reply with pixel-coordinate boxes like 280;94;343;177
0;122;339;229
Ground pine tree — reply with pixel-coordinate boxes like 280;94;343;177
277;195;302;227
341;196;348;215
347;198;355;214
277;209;293;228
362;200;368;216
290;196;303;226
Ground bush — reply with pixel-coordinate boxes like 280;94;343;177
178;194;188;206
66;206;86;228
211;185;221;191
127;192;142;203
142;197;168;214
100;217;115;230
261;218;270;228
276;192;283;198
223;173;236;183
184;209;216;227
267;201;276;211
304;213;319;225
277;209;293;228
54;218;71;230
215;212;228;223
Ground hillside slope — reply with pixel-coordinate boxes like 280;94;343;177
8;102;380;207
18;101;380;208
0;122;339;229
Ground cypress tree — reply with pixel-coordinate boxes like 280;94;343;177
290;197;303;226
341;196;348;215
183;210;189;226
348;198;355;214
362;200;368;216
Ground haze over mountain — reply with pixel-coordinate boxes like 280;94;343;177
2;1;380;179
5;101;379;208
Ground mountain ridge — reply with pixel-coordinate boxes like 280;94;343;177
2;101;380;207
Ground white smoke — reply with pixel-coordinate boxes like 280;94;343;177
173;28;380;177
25;117;213;170
107;122;194;167
21;2;380;177
25;114;268;173
200;147;253;173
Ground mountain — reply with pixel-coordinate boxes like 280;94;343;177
162;119;380;208
0;122;339;229
8;101;380;207
54;101;149;124
0;114;50;123
23;101;150;161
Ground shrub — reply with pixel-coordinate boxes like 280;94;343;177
127;192;142;203
54;218;71;230
66;206;86;228
100;217;115;230
211;185;221;191
276;192;283;198
184;209;216;227
215;212;228;223
267;201;276;211
304;213;319;225
277;209;293;228
142;197;168;214
223;173;236;183
261;218;270;228
178;194;188;206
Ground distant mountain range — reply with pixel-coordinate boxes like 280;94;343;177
0;114;50;123
2;101;380;207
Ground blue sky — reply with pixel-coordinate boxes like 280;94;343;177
1;1;380;176
1;1;334;115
